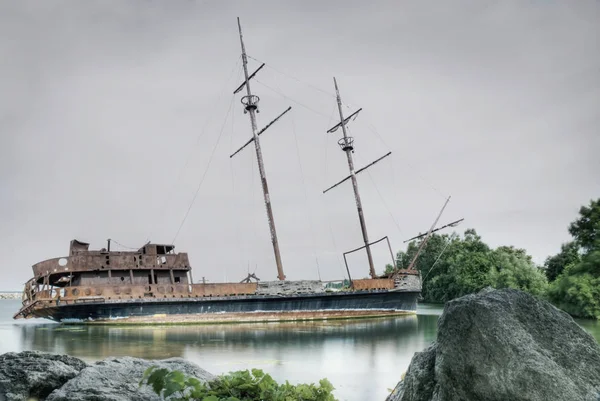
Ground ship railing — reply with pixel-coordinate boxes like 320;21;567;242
23;282;261;304
32;253;190;278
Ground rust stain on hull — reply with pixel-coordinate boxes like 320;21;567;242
80;309;416;325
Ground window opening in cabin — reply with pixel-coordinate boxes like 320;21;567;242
174;277;181;283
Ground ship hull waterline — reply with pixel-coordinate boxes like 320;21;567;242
26;290;419;325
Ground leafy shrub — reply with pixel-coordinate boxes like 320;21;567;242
547;249;600;319
140;366;338;401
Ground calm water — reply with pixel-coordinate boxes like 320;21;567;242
1;300;598;401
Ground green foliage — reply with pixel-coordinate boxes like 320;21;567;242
543;241;580;282
548;249;600;319
568;198;600;253
140;366;337;401
382;198;599;319
544;198;600;319
383;264;395;275
324;280;350;290
489;246;548;296
387;228;548;303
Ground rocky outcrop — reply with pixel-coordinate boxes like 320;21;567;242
0;352;214;401
47;356;215;401
0;351;88;401
388;288;600;401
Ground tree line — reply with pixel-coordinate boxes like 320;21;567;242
383;198;599;319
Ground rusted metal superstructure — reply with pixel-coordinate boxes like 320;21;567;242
14;240;256;320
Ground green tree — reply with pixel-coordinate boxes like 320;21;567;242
383;264;395;275
545;198;600;319
568;199;600;253
543;241;580;282
439;229;494;300
415;229;495;303
387;229;550;304
490;246;548;296
548;249;600;319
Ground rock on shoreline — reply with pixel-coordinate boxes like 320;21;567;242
47;356;215;401
387;288;600;401
0;351;87;401
2;288;599;401
0;352;214;401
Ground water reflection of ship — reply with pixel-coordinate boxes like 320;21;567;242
20;315;438;361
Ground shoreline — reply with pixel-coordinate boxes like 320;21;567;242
0;293;21;300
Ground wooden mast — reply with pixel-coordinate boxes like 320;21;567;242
332;78;376;279
236;18;286;281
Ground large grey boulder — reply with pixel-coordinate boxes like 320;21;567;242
0;351;88;401
388;288;600;401
47;356;215;401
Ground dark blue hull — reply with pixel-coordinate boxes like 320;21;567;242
31;290;419;324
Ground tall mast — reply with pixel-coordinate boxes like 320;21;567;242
332;78;376;278
236;18;286;280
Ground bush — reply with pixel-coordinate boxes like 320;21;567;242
140;366;338;401
547;249;600;319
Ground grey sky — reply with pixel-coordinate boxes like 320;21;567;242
1;0;598;290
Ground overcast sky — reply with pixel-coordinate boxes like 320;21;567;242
1;0;598;290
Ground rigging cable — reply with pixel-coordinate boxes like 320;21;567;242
335;92;449;202
321;103;347;280
290;112;322;281
227;98;235;283
362;113;448;201
226;64;244;282
149;55;242;241
171;93;237;244
244;57;449;205
365;169;404;235
246;55;335;99
254;78;333;120
268;71;324;279
110;240;140;250
422;232;457;282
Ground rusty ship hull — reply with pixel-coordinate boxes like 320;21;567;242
14;241;422;324
23;289;419;324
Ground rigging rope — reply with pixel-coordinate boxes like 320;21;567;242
171;93;237;244
110;239;140;250
321;103;347;279
361;115;448;201
250;116;257;271
422;232;457;281
245;58;449;206
290;112;322;280
227;63;244;282
227;100;235;282
366;169;404;235
246;55;335;99
329;91;449;203
254;78;332;120
149;55;242;241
